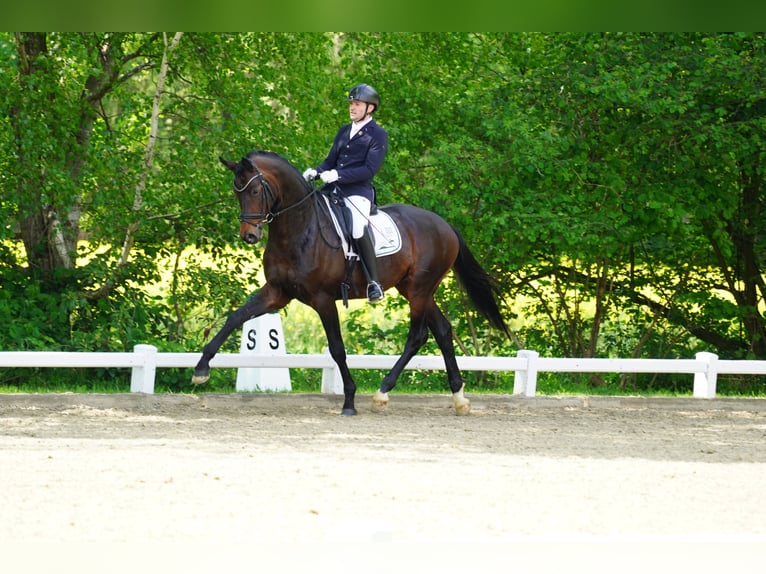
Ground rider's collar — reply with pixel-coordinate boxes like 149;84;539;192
350;117;372;138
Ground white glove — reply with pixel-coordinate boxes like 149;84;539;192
320;169;339;184
302;168;317;181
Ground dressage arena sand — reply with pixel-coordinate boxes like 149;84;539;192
1;392;765;573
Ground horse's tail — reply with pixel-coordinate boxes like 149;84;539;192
451;227;511;338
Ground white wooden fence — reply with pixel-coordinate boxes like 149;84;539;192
1;346;764;398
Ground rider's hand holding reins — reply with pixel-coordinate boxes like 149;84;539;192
320;169;339;184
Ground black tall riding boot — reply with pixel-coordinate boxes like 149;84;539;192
356;227;385;304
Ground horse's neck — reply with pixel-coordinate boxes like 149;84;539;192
254;157;319;244
269;182;317;241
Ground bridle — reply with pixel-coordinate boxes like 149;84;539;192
235;157;317;226
234;159;277;225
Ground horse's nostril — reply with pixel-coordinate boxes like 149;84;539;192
240;223;262;245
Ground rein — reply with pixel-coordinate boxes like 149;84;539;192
236;158;317;225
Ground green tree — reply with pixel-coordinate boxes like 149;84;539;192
335;32;766;371
3;32;766;395
0;32;336;357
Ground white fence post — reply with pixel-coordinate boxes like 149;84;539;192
514;349;539;397
130;344;157;393
321;348;343;394
693;351;719;398
236;313;292;392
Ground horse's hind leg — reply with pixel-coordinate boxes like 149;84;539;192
371;312;428;413
372;302;469;415
426;304;470;415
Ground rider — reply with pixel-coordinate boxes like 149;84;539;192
303;83;388;304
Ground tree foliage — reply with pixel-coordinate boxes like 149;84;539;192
1;32;765;392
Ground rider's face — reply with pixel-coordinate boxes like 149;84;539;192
349;99;369;123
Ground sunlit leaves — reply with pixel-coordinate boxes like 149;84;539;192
3;32;766;389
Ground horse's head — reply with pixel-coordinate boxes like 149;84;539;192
220;155;276;245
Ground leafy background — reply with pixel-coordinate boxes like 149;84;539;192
2;32;765;395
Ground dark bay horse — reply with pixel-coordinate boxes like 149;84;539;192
192;150;509;415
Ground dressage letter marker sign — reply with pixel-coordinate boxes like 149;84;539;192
236;313;292;392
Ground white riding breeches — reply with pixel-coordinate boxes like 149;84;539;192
345;195;372;239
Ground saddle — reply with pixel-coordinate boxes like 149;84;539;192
323;186;362;306
323;186;377;243
322;186;400;307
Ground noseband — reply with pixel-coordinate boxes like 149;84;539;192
234;156;318;227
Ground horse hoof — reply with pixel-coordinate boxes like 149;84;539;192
341;408;358;417
191;373;210;385
371;390;389;413
453;384;471;416
454;399;471;416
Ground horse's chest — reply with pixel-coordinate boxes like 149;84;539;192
264;245;343;288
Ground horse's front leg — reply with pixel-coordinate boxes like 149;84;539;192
315;297;357;416
192;284;288;385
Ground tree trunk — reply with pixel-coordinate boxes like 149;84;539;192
13;33;68;275
733;171;766;357
12;33;154;281
87;33;183;300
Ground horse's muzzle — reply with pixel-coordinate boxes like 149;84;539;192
240;222;263;244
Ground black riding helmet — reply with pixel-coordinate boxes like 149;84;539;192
348;84;380;112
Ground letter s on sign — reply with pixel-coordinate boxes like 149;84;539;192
269;328;280;350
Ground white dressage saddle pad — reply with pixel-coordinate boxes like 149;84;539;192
322;195;402;258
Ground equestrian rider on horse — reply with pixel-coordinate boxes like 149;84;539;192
303;83;388;304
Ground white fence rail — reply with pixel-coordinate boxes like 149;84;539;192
2;346;765;398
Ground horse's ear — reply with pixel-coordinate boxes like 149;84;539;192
241;156;254;169
220;156;237;172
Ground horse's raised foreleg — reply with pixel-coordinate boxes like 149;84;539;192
315;298;358;416
192;285;287;385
